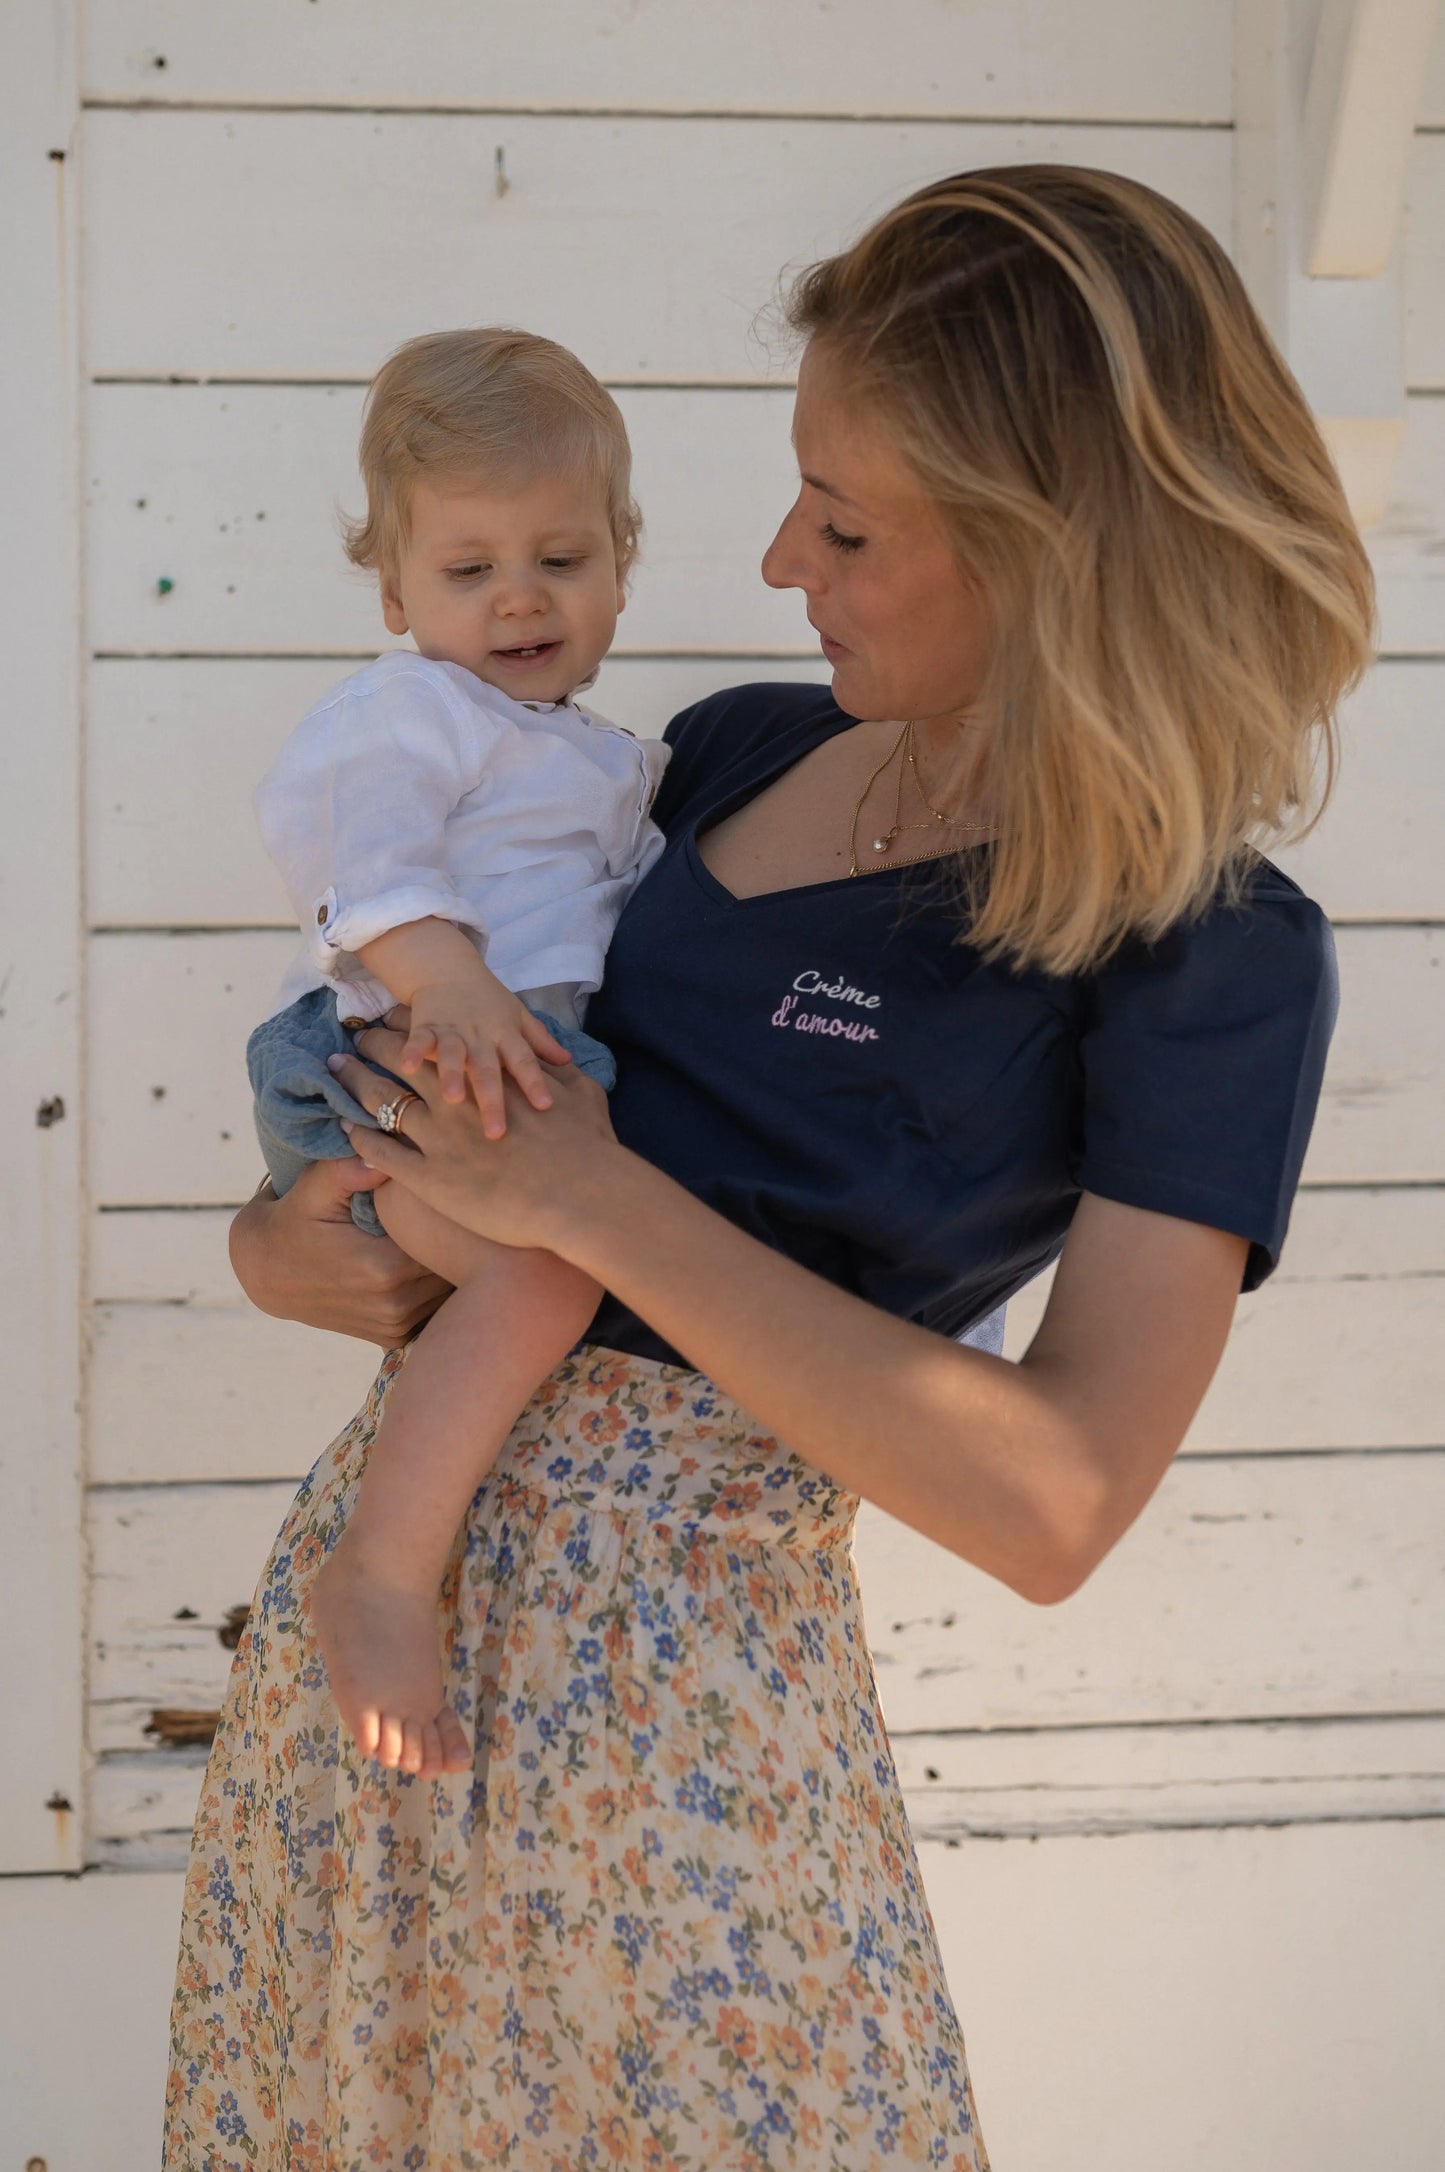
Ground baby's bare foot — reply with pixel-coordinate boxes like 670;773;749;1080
311;1541;472;1779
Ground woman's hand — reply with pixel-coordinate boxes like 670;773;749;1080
229;1155;454;1346
330;1022;622;1257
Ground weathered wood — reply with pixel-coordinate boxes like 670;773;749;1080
1404;129;1445;386
892;1712;1445;1835
85;653;1445;929
88;1713;1445;1875
86;1451;1445;1751
80;109;1232;382
1303;0;1440;278
854;1450;1445;1736
84;923;1445;1206
85;654;831;929
89;1301;379;1484
1308;924;1445;1182
0;0;85;1874
83;383;1445;658
79;0;1233;120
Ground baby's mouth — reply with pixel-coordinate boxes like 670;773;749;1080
492;639;561;665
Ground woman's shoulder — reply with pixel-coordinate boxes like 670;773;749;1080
652;679;845;827
1079;852;1338;1071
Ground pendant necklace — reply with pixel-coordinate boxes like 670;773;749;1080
847;719;992;879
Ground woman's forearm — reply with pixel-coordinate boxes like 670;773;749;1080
551;1147;1099;1601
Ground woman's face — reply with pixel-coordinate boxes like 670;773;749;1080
762;343;996;725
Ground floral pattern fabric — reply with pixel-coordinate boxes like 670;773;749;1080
164;1345;989;2170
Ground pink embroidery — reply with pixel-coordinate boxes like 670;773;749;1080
770;989;881;1044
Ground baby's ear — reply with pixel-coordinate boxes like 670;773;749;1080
379;563;409;636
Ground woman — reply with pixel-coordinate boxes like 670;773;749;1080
165;167;1372;2170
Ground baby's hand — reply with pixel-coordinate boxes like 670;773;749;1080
399;968;571;1139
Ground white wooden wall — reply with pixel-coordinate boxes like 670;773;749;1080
4;4;1443;2167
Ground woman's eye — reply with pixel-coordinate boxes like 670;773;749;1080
822;521;865;554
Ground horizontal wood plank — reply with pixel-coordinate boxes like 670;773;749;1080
89;1304;378;1485
87;1450;1445;1749
79;0;1233;120
1307;924;1445;1182
88;1712;1445;1870
890;1714;1445;1837
85;654;831;928
83;384;1445;659
84;923;1445;1205
85;653;1445;929
80;109;1231;382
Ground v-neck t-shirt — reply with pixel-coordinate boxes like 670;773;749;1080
583;682;1338;1368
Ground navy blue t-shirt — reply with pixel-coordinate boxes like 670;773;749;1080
585;683;1338;1367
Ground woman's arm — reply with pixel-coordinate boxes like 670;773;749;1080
229;1157;453;1347
335;1040;1247;1602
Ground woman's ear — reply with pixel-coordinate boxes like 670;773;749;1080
379;564;410;637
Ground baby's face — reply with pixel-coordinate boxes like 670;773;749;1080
380;468;624;703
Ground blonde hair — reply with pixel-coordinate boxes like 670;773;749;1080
343;327;641;581
786;166;1376;975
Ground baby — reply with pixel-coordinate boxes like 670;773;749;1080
247;328;668;1780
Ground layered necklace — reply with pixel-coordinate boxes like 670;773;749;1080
847;718;993;879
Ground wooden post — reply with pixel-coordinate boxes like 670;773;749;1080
0;0;84;1871
1236;0;1440;524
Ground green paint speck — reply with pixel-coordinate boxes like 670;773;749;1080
156;576;174;595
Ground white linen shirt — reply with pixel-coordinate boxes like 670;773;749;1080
255;652;670;1024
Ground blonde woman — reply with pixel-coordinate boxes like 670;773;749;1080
166;167;1372;2170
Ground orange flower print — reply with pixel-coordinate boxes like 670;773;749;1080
763;2022;815;2076
715;2005;758;2061
744;1796;778;1844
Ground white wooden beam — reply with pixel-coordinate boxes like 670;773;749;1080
1235;0;1438;523
1304;0;1441;275
0;0;85;1871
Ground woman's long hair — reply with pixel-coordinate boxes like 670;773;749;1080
786;166;1376;975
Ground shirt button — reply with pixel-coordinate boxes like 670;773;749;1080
316;904;328;925
341;1016;366;1030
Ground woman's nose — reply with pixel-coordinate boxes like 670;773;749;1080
761;501;812;593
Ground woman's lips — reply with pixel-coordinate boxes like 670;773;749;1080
817;631;850;664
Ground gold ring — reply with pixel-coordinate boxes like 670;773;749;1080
375;1092;422;1138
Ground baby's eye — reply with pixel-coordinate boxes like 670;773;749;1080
542;554;587;570
821;521;865;554
447;562;489;580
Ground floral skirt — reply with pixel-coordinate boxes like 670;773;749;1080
164;1345;989;2171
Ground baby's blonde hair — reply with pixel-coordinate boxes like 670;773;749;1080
787;165;1377;975
343;327;641;581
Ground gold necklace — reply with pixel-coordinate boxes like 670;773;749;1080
847;720;992;878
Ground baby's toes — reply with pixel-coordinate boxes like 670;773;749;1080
398;1716;426;1775
377;1712;406;1770
436;1705;472;1773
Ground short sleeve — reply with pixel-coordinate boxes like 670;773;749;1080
1076;865;1338;1289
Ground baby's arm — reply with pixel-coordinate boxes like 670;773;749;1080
357;917;571;1139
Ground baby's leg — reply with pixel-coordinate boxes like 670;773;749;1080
311;1209;600;1781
